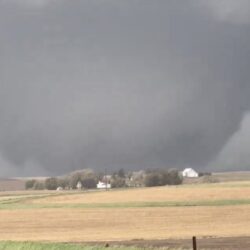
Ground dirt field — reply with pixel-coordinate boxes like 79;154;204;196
96;237;250;250
0;181;250;249
0;205;250;242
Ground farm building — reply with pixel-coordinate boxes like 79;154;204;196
97;181;111;189
182;168;198;178
76;181;82;190
56;186;63;191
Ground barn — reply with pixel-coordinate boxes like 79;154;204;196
97;181;111;189
182;168;198;178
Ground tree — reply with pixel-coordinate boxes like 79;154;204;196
144;172;162;187
118;168;125;178
45;177;58;190
33;181;45;190
129;170;145;187
111;177;126;188
25;179;36;190
69;173;82;189
69;170;98;189
167;169;182;185
57;178;70;189
144;169;182;187
81;177;97;189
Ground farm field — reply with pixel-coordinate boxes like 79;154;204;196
213;171;250;182
0;181;250;249
31;181;250;205
0;178;25;191
0;241;147;250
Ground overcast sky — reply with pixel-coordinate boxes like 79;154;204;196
0;0;250;177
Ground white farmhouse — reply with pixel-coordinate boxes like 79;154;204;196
97;181;111;189
182;168;198;178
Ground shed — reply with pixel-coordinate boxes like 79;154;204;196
97;181;111;189
56;186;63;191
182;168;198;178
76;181;82;190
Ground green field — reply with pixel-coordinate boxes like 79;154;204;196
0;242;148;250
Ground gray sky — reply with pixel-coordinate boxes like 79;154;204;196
0;0;250;176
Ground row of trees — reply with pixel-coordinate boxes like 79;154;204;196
25;169;99;190
25;179;45;190
144;169;182;187
25;168;183;190
110;168;127;188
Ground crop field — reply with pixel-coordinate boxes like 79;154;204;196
0;181;250;249
31;181;250;205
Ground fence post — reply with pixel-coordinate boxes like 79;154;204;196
192;236;197;250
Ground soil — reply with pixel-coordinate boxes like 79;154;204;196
86;236;250;250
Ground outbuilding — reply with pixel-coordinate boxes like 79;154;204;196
97;181;111;189
56;186;63;191
76;181;82;190
182;168;198;178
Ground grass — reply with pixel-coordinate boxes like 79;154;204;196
1;199;250;210
31;182;250;205
0;181;247;210
0;241;151;250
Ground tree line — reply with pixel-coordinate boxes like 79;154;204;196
25;168;183;190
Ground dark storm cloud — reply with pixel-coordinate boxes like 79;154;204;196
0;0;250;176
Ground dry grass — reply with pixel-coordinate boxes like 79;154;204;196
0;206;249;242
0;181;250;243
31;182;250;204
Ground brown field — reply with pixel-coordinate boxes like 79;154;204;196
0;180;250;249
32;182;250;204
0;206;250;242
